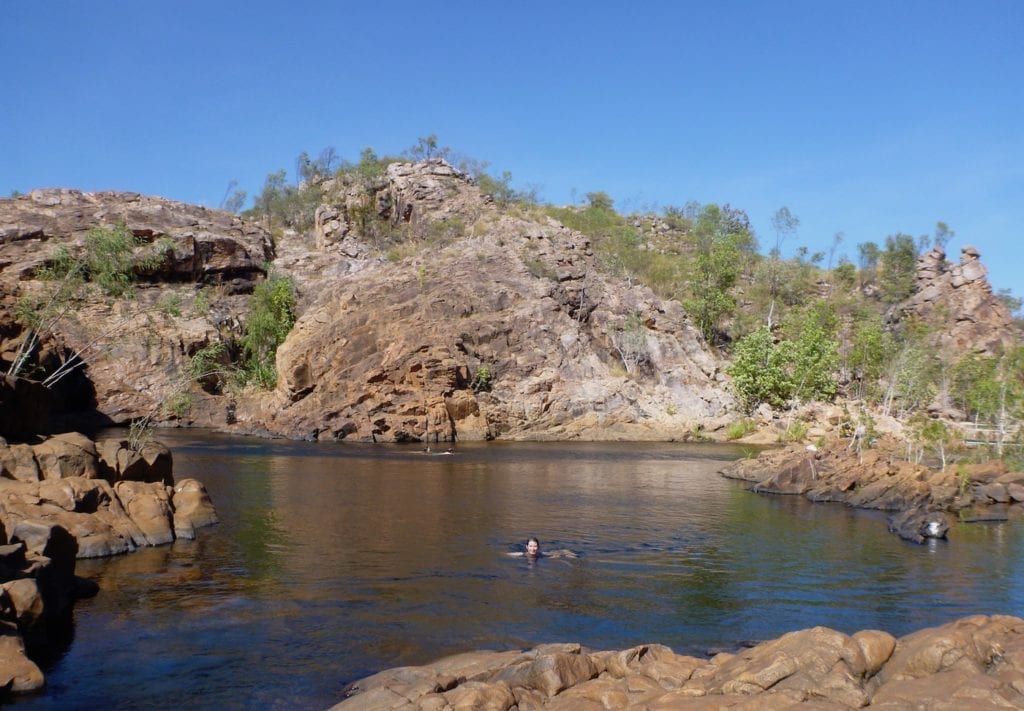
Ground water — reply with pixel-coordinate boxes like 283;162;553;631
14;432;1024;709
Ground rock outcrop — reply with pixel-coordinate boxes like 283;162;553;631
0;433;216;557
258;161;732;441
0;188;273;287
0;189;273;423
334;615;1024;710
892;245;1016;356
721;435;1024;543
0;427;217;696
0;169;732;439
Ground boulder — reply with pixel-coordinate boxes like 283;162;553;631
113;481;174;546
0;620;44;694
0;444;40;483
96;438;173;485
0;579;44;630
887;509;950;544
31;432;99;480
335;617;1024;709
171;478;218;538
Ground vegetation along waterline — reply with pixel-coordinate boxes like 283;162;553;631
1;138;1022;704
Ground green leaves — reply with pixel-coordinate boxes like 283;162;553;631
239;273;297;388
727;318;839;412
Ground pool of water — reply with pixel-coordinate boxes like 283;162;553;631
14;431;1024;709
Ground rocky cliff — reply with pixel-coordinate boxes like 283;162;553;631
0;167;734;441
0;168;1018;443
261;161;733;441
0;188;272;423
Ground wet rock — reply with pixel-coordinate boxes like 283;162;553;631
171;478;219;539
887;509;950;544
113;480;174;546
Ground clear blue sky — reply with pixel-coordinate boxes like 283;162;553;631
4;1;1022;300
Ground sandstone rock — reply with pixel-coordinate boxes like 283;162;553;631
113;480;174;546
870;668;1020;709
0;620;44;694
96;438;173;485
32;432;98;480
171;478;219;539
442;679;515;710
489;650;599;697
0;579;44;630
875;615;1024;690
336;617;1024;710
893;245;1015;356
0;443;40;483
852;629;897;676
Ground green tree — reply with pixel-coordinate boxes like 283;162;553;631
857;241;880;288
683;204;751;344
879;233;918;303
727;326;791;411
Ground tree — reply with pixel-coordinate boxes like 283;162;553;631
405;134;450;162
727;326;790;411
611;311;650;376
934;221;954;249
857;241;880;288
770;207;799;258
683;204;752;344
827;231;845;273
585;191;615;211
879;233;918;303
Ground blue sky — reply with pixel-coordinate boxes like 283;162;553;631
4;1;1022;299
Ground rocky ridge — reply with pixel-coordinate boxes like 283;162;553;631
333;615;1024;710
258;161;733;441
0;165;734;440
721;435;1024;543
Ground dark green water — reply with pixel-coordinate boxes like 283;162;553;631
14;432;1024;709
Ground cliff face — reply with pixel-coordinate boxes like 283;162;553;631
0;169;733;441
1;169;1018;442
261;161;733;441
0;189;272;421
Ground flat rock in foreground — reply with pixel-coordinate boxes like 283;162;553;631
333;615;1024;709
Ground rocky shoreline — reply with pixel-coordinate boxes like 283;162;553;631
0;401;217;695
333;614;1024;710
721;435;1023;544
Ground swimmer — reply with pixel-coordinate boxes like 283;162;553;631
506;537;577;559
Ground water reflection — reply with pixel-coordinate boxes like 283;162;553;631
15;434;1024;710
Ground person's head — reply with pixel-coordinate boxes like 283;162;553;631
526;537;540;557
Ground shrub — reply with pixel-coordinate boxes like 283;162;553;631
472;365;492;392
239;273;297;388
725;418;758;440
